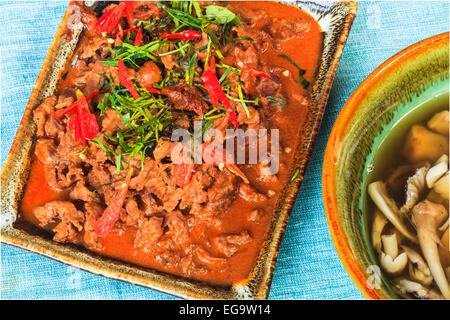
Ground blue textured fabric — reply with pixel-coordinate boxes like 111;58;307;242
0;1;448;300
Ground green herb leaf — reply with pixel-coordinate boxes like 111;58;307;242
290;167;300;183
278;54;310;89
267;96;287;107
205;5;243;27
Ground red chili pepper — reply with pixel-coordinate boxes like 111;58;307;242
201;143;249;184
201;57;238;129
134;28;143;47
124;1;135;27
114;28;143;46
174;161;194;187
94;168;133;237
53;90;98;119
145;87;160;94
234;49;271;78
53;90;99;146
157;30;202;40
95;2;126;34
118;58;140;99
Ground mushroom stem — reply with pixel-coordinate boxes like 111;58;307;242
401;245;433;286
368;181;417;242
412;200;450;299
400;164;429;215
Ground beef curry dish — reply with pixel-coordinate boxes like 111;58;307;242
21;1;322;285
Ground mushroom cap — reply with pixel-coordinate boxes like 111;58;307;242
380;252;408;275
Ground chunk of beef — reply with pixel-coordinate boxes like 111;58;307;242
122;198;144;227
34;139;58;165
78;36;113;60
33;96;59;138
240;69;257;96
152;137;177;162
212;230;252;257
84;136;111;164
164;211;190;248
54;91;75;110
133;1;164;20
137;61;161;89
84;61;103;94
56;130;85;163
130;158;157;191
87;164;114;188
235;103;264;130
235;45;258;67
204;170;238;214
70;180;99;202
33;201;84;243
239;183;268;202
101;109;125;136
138;190;160;216
178;165;213;209
45;163;84;190
83;201;104;249
160;54;177;71
161;83;209;115
256;77;281;97
134;217;164;252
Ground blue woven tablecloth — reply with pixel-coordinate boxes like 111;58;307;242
1;1;448;300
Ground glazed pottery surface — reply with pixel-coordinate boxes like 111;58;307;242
323;32;449;299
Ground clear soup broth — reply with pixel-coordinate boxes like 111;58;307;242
363;91;449;299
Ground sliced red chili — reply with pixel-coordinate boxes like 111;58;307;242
118;58;140;99
53;90;99;146
201;57;238;129
95;2;126;34
114;28;143;46
53;89;98;119
86;89;99;100
124;1;135;27
234;49;271;78
134;28;143;46
145;87;161;94
94;168;133;237
74;91;99;146
157;30;202;40
201;142;249;184
174;161;195;187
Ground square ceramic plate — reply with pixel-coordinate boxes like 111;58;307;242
1;1;356;299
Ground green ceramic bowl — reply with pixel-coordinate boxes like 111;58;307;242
323;32;449;299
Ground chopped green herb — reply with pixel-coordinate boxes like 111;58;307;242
267;96;287;107
205;5;243;27
278;54;310;89
73;146;88;156
237;84;250;118
290;167;300;182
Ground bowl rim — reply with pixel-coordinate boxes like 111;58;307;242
322;32;450;300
